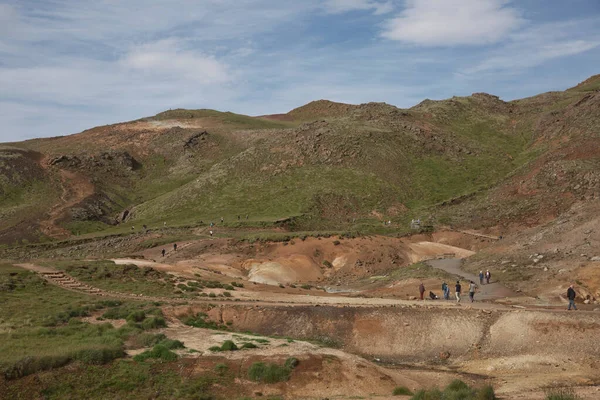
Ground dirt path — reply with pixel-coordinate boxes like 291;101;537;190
455;229;499;240
426;258;517;300
38;157;95;239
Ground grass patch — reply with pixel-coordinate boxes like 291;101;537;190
545;388;581;400
393;386;413;396
409;380;496;400
49;260;175;297
247;362;291;383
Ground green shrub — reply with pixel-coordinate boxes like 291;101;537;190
333;240;341;246
133;344;178;362
223;291;232;297
284;357;299;369
208;346;222;352
410;388;443;400
446;380;470;392
224;285;235;291
74;346;125;365
141;316;167;330
3;355;71;379
241;342;257;349
126;311;146;323
476;385;496;400
393;386;413;396
220;340;238;351
322;260;333;268
247;362;291;383
214;363;228;375
301;284;312;290
209;293;217;298
545;388;581;400
182;313;225;330
131;333;166;348
160;339;184;349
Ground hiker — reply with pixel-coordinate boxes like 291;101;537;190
173;243;177;251
419;282;425;300
220;217;224;223
442;281;449;300
455;280;462;303
161;249;166;257
469;280;477;302
210;222;214;227
209;230;213;237
567;284;577;310
479;271;484;285
485;270;491;284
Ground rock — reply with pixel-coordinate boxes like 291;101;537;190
590;256;600;262
439;351;451;360
543;267;549;271
584;299;591;304
408;296;417;300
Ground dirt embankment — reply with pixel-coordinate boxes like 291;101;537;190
170;303;600;393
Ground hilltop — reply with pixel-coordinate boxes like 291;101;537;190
1;75;599;248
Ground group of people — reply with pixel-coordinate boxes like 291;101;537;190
419;279;480;303
478;270;492;285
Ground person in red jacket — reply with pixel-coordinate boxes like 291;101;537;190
419;282;425;300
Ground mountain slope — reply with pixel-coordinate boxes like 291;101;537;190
1;75;599;244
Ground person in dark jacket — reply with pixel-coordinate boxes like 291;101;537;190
161;249;166;257
419;282;425;300
455;281;462;303
567;285;577;310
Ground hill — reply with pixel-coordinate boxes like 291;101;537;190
1;76;599;245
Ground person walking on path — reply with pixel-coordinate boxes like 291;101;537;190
455;281;462;303
469;280;477;302
419;282;425;301
567;284;577;310
485;270;491;284
479;271;484;285
161;249;166;257
173;243;177;251
442;281;449;300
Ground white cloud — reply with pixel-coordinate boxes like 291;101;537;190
122;39;231;84
464;19;600;74
324;0;394;15
381;0;523;46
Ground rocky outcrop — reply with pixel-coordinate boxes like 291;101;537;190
49;151;139;174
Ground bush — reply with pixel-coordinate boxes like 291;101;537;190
393;386;413;396
214;363;229;375
209;293;216;298
333;240;340;246
223;291;232;297
224;285;235;291
131;333;167;348
158;339;185;350
545;388;581;400
410;389;443;400
220;340;238;351
301;284;312;290
248;362;291;383
141;316;167;330
133;344;178;362
208;346;222;352
241;342;258;349
476;385;496;400
3;355;70;379
74;346;125;365
446;380;470;392
126;311;146;323
284;357;299;369
322;260;333;268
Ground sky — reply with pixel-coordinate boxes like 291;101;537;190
1;0;599;142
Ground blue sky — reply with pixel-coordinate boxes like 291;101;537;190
1;0;599;142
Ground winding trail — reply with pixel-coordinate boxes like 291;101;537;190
38;157;95;240
426;258;517;300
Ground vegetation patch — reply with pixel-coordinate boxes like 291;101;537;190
409;380;496;400
247;362;291;383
